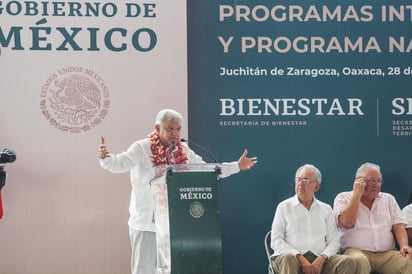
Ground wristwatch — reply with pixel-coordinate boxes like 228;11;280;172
321;254;329;261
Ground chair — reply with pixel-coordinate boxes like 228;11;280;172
264;230;275;274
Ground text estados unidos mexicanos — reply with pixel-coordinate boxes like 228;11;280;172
219;98;412;116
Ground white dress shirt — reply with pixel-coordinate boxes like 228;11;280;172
271;195;340;258
100;138;240;232
402;203;412;228
334;191;406;252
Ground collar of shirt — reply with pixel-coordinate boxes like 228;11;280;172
292;194;319;210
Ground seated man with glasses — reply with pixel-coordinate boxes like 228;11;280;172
334;162;412;274
270;164;356;274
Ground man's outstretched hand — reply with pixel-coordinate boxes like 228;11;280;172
238;149;258;170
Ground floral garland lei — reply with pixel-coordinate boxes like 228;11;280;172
149;131;188;166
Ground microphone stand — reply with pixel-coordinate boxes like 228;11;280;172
180;139;221;175
165;143;175;176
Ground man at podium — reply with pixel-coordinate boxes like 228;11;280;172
98;108;257;274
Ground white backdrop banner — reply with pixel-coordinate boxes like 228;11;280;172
0;1;187;274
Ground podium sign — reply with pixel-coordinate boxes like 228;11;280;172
151;164;223;274
167;170;222;274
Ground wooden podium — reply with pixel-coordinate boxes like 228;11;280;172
151;164;223;274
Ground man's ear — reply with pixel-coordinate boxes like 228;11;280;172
314;183;321;192
154;124;160;133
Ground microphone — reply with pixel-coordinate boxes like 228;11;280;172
180;138;218;163
0;148;16;219
0;148;16;164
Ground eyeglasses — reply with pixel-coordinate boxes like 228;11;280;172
295;177;315;184
364;178;383;184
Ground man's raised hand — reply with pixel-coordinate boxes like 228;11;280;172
99;136;109;159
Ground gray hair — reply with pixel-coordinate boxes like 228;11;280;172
155;109;183;125
295;164;322;184
355;162;381;177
